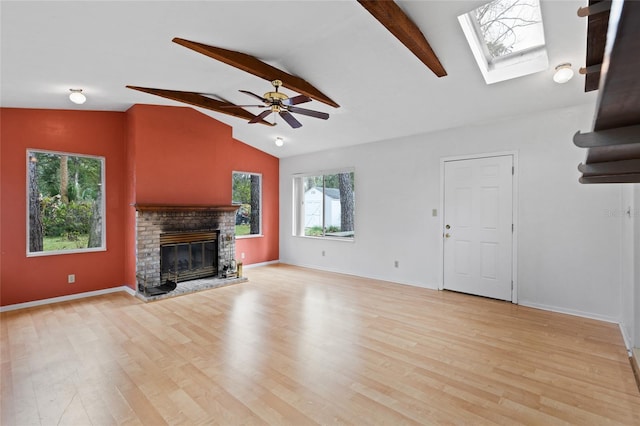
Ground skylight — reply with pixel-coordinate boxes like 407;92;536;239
458;0;548;84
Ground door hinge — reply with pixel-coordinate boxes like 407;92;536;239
511;280;514;290
512;223;514;232
512;166;515;175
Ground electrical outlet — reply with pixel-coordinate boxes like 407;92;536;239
68;274;75;284
322;250;326;257
394;260;399;268
432;209;438;217
241;252;245;259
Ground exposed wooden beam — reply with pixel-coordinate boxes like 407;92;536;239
356;0;447;77
126;86;274;126
172;38;339;108
573;124;640;148
578;158;640;175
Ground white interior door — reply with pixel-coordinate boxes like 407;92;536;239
443;155;513;301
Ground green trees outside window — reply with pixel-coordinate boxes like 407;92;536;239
232;172;261;237
294;170;355;239
27;150;105;255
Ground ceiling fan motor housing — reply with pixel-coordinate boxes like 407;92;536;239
264;80;288;104
264;91;288;103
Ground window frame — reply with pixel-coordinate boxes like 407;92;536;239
292;168;355;241
231;170;263;239
458;0;548;84
26;149;106;257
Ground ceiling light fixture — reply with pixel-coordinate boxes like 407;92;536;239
69;89;86;104
275;137;284;147
553;63;574;84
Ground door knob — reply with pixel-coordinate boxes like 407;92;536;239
445;233;451;238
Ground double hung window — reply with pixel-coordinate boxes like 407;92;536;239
232;171;262;237
293;170;355;239
27;150;105;256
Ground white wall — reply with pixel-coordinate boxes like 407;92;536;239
635;184;640;348
280;103;626;322
621;185;635;347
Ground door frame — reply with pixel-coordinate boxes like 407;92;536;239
438;151;519;303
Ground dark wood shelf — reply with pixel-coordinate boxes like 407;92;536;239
133;204;239;213
576;0;640;184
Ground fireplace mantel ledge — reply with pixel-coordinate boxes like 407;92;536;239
133;204;239;213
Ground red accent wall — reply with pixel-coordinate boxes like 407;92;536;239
0;108;126;306
1;105;279;307
123;105;279;286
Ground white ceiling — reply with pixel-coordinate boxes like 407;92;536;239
1;0;596;158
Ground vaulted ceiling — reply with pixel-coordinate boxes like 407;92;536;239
1;1;595;158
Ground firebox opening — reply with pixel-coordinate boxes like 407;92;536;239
160;231;218;283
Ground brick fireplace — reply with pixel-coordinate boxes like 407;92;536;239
134;204;243;298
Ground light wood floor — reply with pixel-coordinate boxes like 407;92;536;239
2;264;639;425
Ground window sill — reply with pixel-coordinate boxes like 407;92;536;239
236;234;263;240
294;235;355;243
27;246;107;257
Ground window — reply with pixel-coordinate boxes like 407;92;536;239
232;172;261;237
27;150;105;256
293;170;355;239
458;0;548;84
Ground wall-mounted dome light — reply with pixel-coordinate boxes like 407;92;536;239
275;137;284;147
553;63;574;84
69;89;86;104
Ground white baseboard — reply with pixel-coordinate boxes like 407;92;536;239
619;323;633;353
0;263;283;312
121;285;137;296
243;260;280;269
277;261;439;290
0;286;136;312
518;300;618;324
518;300;619;324
519;300;631;351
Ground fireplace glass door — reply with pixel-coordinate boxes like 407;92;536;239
160;235;217;283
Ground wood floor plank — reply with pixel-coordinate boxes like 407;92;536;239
2;264;640;424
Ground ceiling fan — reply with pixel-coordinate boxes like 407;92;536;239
228;79;330;129
128;39;338;127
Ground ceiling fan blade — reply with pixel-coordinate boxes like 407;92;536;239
126;85;274;126
220;104;266;108
287;106;330;120
279;110;302;129
283;95;312;106
249;109;273;124
239;90;268;103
